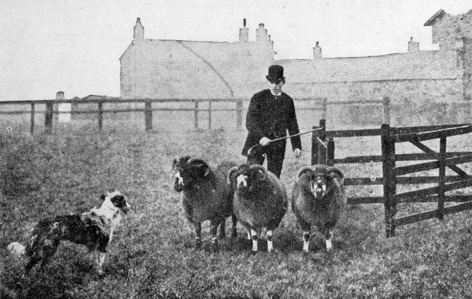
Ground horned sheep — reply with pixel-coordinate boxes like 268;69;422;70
227;164;288;253
291;164;346;252
172;156;237;251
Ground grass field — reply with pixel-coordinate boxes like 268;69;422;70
2;122;472;299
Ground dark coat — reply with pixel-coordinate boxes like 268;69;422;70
242;89;302;156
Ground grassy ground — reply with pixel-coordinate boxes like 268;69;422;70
1;123;472;299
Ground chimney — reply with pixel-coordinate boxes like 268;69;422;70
133;17;145;40
408;37;419;53
56;91;65;100
239;18;249;42
256;23;268;42
313;41;322;59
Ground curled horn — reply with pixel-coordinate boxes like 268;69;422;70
249;164;268;181
227;166;240;184
327;166;345;185
188;158;210;176
173;156;191;169
297;166;314;180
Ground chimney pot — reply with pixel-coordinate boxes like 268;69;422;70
408;37;420;53
313;41;322;59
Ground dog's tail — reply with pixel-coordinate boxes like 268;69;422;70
7;242;26;257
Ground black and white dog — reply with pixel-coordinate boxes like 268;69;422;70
7;191;131;275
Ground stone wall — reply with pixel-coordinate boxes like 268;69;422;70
284;78;465;127
462;38;472;101
430;9;472;50
120;19;275;100
120;39;273;100
278;48;470;126
119;14;472;127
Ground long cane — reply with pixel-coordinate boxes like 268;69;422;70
247;127;324;156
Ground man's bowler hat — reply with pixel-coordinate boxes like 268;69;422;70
266;65;285;84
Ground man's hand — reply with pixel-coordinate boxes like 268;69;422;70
294;148;302;158
259;137;271;146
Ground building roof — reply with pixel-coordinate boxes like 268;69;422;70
424;9;446;26
120;38;273;98
276;50;459;84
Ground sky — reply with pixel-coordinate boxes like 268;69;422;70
0;0;471;101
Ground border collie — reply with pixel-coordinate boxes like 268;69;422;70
7;190;131;276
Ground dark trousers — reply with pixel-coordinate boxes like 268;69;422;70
247;141;285;178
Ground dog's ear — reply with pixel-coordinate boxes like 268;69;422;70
100;194;106;201
111;195;126;207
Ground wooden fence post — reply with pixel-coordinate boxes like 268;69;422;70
236;100;243;129
438;136;446;220
145;101;153;132
383;97;391;125
381;123;396;237
45;100;54;134
318;119;327;165
312;119;327;165
98;101;103;131
30;102;35;134
327;137;335;166
194;101;199;130
311;125;319;165
322;98;328;120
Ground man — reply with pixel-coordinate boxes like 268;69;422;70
242;65;302;178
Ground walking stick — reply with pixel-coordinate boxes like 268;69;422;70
247;127;324;156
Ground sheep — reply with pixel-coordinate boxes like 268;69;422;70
172;156;237;251
227;164;288;253
291;164;346;252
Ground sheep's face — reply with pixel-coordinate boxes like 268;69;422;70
173;169;190;192
236;173;249;193
297;165;345;201
234;168;264;196
310;172;328;199
172;157;209;192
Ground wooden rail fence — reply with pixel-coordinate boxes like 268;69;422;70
312;120;472;237
0;92;393;134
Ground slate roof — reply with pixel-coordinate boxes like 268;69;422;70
121;38;272;98
424;9;446;26
276;50;459;84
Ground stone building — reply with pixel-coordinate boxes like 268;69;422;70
120;18;274;99
278;8;472;126
120;9;472;126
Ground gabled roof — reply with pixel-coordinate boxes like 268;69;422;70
424;9;446;26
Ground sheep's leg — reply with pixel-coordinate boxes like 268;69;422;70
97;251;106;276
250;229;259;252
25;256;41;274
209;219;220;252
39;256;52;273
231;215;238;238
266;230;273;252
218;218;226;239
193;222;202;249
246;229;252;240
303;231;311;253
300;222;311;253
38;239;59;272
324;229;334;252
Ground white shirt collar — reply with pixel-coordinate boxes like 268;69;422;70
269;90;282;97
